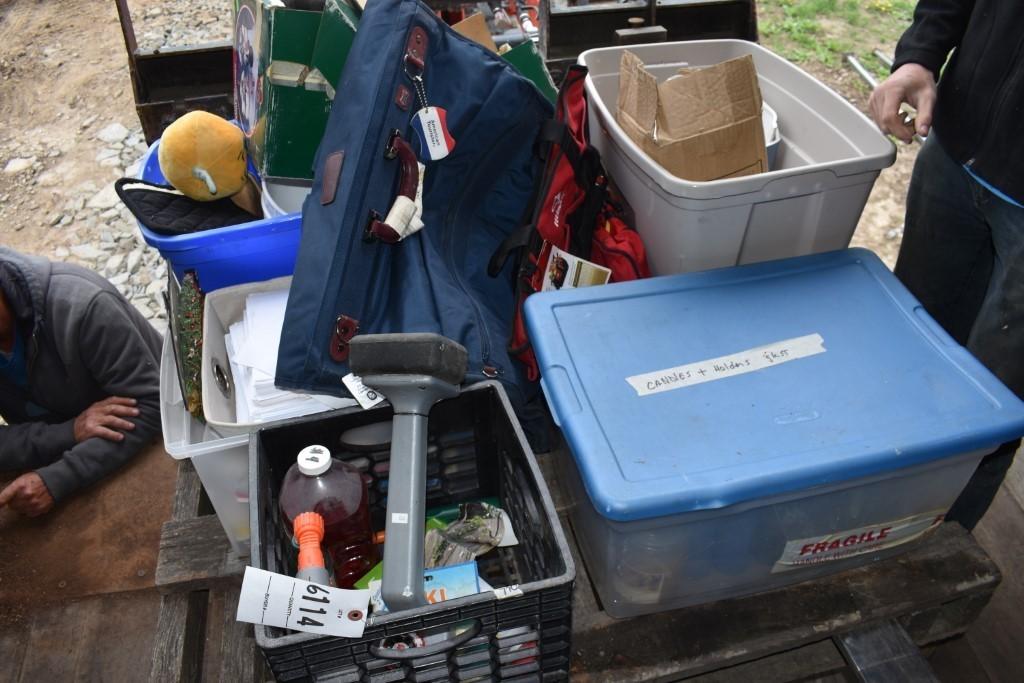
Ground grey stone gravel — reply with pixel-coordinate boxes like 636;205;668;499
3;157;35;174
97;122;130;145
86;183;120;210
70;244;105;261
3;1;240;325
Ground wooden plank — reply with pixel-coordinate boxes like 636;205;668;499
0;620;29;681
171;459;204;522
926;636;991;683
1000;453;1024;516
17;599;97;681
835;620;938;682
681;639;847;682
155;515;246;592
4;592;162;682
149;590;209;683
216;583;266;682
966;487;1024;683
569;521;999;682
900;593;992;645
81;591;163;680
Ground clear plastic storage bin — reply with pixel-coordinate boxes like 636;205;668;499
160;333;252;556
579;40;896;275
525;249;1024;617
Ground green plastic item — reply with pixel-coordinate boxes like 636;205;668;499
501;41;558;103
354;516;448;589
426;497;501;526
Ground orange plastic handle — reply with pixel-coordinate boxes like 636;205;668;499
294;511;326;572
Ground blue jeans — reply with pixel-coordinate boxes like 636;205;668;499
895;134;1024;531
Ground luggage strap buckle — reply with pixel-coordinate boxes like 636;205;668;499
403;25;428;77
329;314;360;363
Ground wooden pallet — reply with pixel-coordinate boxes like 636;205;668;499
149;460;269;683
150;454;1001;682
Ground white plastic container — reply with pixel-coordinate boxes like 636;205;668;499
260;178;312;219
525;249;1024;618
160;333;252;557
762;101;781;170
201;276;354;429
580;40;896;275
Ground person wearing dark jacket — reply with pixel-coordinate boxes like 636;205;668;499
0;247;162;516
869;0;1024;530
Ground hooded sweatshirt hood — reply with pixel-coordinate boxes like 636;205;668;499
0;246;52;344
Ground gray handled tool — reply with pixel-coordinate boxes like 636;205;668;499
349;333;468;611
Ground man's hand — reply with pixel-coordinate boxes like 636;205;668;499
73;396;140;443
0;472;55;516
869;63;937;143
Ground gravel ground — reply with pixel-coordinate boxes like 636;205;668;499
128;0;232;53
0;0;237;337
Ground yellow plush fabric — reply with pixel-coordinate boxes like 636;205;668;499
158;111;247;201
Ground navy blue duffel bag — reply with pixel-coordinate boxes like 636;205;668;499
275;0;553;431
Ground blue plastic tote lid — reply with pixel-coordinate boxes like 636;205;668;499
524;249;1024;522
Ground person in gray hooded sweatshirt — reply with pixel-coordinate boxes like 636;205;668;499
0;246;162;516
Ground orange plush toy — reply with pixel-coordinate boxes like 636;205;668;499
158;111;254;205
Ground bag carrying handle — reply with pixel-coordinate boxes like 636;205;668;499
365;130;420;244
368;618;483;660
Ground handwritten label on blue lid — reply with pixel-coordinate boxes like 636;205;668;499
626;333;826;397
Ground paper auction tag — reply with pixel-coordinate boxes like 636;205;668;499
236;566;370;638
342;373;386;410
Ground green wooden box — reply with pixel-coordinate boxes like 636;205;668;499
306;0;361;99
234;0;331;180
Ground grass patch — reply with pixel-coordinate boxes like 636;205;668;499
758;0;916;73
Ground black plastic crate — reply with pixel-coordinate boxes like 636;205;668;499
249;381;575;682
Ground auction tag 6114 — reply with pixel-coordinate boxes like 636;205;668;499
236;566;371;638
342;373;386;410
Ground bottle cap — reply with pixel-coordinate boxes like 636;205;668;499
297;445;333;476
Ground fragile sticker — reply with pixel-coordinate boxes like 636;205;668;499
771;509;946;573
625;333;826;397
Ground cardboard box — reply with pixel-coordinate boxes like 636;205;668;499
306;0;360;99
234;0;332;180
452;13;498;53
616;51;768;182
452;13;556;104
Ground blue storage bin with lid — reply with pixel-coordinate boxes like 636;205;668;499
524;248;1024;618
135;141;302;291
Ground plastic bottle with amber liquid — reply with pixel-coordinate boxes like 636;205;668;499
280;445;378;588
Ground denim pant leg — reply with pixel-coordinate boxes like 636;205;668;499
896;134;1024;530
966;182;1024;398
894;134;993;345
948;160;1024;530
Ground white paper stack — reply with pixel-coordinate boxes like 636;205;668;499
225;289;355;423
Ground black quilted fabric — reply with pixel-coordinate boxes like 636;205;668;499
115;178;260;236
